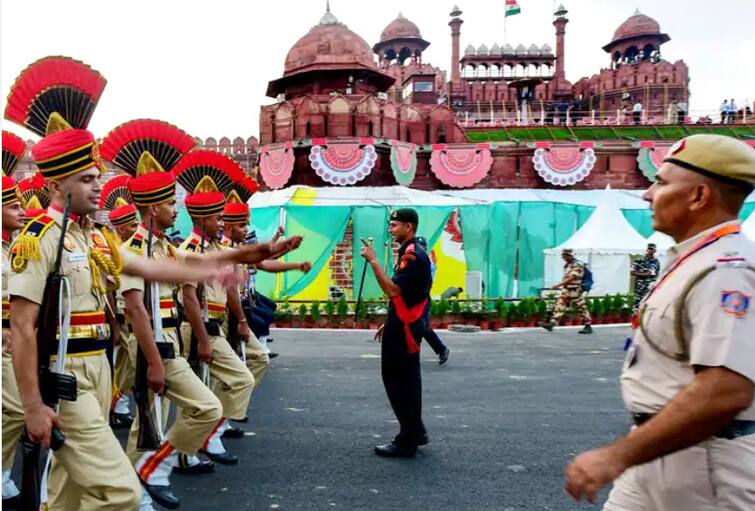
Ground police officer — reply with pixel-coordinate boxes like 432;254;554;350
361;208;432;457
630;243;660;314
416;236;449;365
540;248;593;334
565;134;755;509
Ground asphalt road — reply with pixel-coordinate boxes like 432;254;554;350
163;325;631;511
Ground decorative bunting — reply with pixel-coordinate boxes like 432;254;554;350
390;140;417;186
636;141;672;182
309;138;377;186
429;143;493;188
532;141;596;187
259;141;295;190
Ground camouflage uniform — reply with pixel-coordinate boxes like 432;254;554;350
550;260;591;325
631;256;660;314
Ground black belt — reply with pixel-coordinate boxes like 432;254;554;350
2;319;9;329
53;338;109;356
632;413;755;440
128;317;180;333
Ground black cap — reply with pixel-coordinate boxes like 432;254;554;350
390;208;419;227
416;236;427;249
647;243;656;249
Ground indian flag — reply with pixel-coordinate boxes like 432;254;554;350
505;0;521;17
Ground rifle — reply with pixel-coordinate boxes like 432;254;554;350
355;237;374;322
188;220;210;384
226;239;243;360
133;219;162;451
20;193;76;510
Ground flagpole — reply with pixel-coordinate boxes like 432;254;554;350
504;12;508;47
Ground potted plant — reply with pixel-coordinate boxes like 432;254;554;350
310;301;324;327
298;303;310;328
274;300;292;328
434;298;449;329
336;295;350;328
449;299;462;325
324;299;336;328
354;300;368;329
535;298;548;325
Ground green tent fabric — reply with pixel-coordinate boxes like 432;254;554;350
488;202;519;298
351;207;390;299
414;206;453;254
459;205;491;296
740;202;755;221
281;205;352;298
174;207;193;238
250;207;284;296
517;203;557;297
622;209;654;237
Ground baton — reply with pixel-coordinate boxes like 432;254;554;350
356;237;373;321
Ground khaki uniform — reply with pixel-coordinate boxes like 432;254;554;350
8;207;141;510
2;238;24;473
118;224;222;478
112;292;136;402
607;221;755;510
551;260;591;325
218;238;270;389
178;231;254;420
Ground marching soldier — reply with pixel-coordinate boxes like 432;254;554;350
222;184;312;382
174;150;303;464
566;135;755;509
17;171;51;220
630;242;660;314
540;248;593;334
98;174;139;428
361;208;432;458
2;130;27;507
5;56;243;510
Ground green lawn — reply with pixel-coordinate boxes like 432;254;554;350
465;124;755;142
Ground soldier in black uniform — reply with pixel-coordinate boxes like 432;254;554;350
361;208;432;458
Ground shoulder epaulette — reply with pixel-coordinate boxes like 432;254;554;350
10;214;55;271
127;232;146;254
180;234;202;253
406;243;416;253
91;229;111;255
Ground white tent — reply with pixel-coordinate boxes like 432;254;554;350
543;186;647;295
743;211;755;241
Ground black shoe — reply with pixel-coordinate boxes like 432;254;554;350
579;324;593;334
439;347;450;365
141;482;179;509
374;442;417;458
174;453;215;475
538;321;555;332
199;449;239;465
2;495;20;509
268;351;279;359
417;434;429;446
221;426;245;439
109;411;134;429
266;337;274;343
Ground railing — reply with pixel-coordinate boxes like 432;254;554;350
453;107;753;128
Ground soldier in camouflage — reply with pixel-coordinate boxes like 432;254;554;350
540;248;593;334
630;243;661;314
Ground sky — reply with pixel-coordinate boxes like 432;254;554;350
1;0;753;141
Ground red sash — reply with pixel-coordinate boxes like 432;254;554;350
391;296;427;354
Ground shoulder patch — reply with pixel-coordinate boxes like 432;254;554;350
406;243;416;254
10;214;55;271
127;232;146;254
721;290;749;317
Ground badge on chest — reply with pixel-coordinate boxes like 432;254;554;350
67;252;87;263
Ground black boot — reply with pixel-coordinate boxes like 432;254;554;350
579;324;593;334
374;442;417;458
141;482;179;509
174;453;215;475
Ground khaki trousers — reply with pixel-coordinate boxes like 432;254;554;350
2;352;24;471
245;334;269;389
604;433;755;510
180;324;255;420
47;353;141;511
113;324;136;397
126;331;222;463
